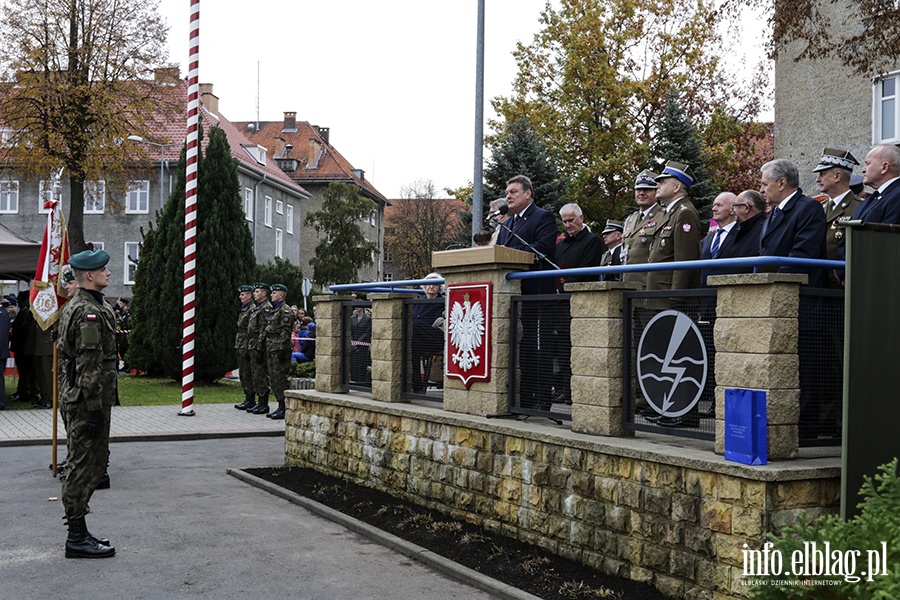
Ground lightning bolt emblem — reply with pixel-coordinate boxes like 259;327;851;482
659;312;692;415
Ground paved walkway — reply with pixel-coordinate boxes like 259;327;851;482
0;403;284;446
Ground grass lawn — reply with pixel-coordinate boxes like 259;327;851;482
3;374;243;410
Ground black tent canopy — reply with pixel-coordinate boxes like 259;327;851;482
0;220;39;280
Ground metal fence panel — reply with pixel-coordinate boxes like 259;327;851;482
798;288;844;447
509;294;572;421
402;297;445;402
624;290;717;440
342;301;372;392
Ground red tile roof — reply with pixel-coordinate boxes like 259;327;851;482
233;118;387;203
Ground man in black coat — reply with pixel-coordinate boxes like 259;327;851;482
729;190;767;261
499;175;559;411
758;159;828;289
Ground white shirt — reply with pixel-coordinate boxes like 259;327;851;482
830;190;851;209
712;220;737;247
878;177;900;194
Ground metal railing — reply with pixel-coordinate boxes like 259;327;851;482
403;296;445;402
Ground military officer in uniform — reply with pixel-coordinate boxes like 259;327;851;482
246;283;272;414
233;285;256;410
57;249;117;559
262;284;294;420
599;219;625;280
813;147;861;288
646;161;702;290
622;170;663;289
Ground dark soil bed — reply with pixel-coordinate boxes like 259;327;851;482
245;466;673;600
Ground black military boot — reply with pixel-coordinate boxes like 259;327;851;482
234;391;255;410
267;400;286;420
63;515;110;547
65;516;115;559
97;472;111;489
249;395;270;414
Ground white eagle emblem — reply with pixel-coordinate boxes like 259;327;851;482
448;293;485;372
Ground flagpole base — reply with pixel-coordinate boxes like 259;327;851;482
177;407;195;417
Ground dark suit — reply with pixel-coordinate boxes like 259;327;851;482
699;223;736;287
498;202;558;295
852;178;900;225
758;190;828;288
499;201;558;410
727;213;765;262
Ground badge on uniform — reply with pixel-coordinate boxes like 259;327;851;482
86;314;97;321
644;222;657;228
682;223;692;233
661;239;667;248
663;225;673;231
835;229;844;240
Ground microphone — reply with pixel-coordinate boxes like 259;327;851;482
486;204;509;221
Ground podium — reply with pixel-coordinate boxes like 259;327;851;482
431;245;535;415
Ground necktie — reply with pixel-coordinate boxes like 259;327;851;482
711;228;723;259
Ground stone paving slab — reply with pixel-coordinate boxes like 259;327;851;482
0;403;284;446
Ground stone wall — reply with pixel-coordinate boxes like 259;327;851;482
284;392;840;600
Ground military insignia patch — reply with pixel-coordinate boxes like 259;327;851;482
86;314;97;321
644;222;657;228
835;230;844;240
663;225;673;231
682;223;692;233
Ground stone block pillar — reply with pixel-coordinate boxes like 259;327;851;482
431;246;535;416
708;273;806;459
369;293;407;403
312;294;350;394
567;281;637;437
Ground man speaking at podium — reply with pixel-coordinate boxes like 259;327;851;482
498;175;558;411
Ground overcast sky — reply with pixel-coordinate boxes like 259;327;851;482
157;1;769;200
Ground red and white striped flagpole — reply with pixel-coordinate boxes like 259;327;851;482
179;0;200;416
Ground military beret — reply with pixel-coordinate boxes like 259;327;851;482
62;269;76;283
254;282;271;291
655;161;695;188
238;285;254;293
271;284;288;293
3;294;16;306
69;249;110;271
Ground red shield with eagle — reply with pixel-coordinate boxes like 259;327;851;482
445;282;492;388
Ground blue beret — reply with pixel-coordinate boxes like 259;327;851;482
238;285;254;293
69;249;110;271
271;284;288;293
254;282;271;291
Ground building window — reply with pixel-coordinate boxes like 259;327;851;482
84;180;106;214
875;72;900;143
275;228;283;258
286;204;294;234
126;180;150;214
244;188;253;221
88;241;104;251
264;196;273;227
0;180;18;213
276;198;284;214
383;249;393;263
124;242;140;285
383;273;393;282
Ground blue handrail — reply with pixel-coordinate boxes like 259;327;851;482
328;257;843;293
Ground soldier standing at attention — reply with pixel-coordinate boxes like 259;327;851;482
233;285;257;410
246;283;272;414
263;284;294;420
646;161;702;290
57;249;117;559
622;170;663;289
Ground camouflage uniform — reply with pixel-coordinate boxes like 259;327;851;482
235;300;254;400
57;288;117;520
247;299;271;398
260;299;294;408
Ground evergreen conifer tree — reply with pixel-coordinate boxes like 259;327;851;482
484;119;567;218
255;257;306;309
304;183;378;285
125;221;163;374
652;91;718;218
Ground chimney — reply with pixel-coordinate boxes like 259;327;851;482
283;112;297;131
154;67;180;86
200;83;219;115
314;125;330;145
283;143;293;158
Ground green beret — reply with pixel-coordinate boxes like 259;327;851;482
271;284;288;293
69;249;110;271
238;285;254;293
254;282;271;291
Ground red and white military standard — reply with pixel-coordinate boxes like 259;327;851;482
445;282;492;388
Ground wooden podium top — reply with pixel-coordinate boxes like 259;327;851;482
432;245;535;269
